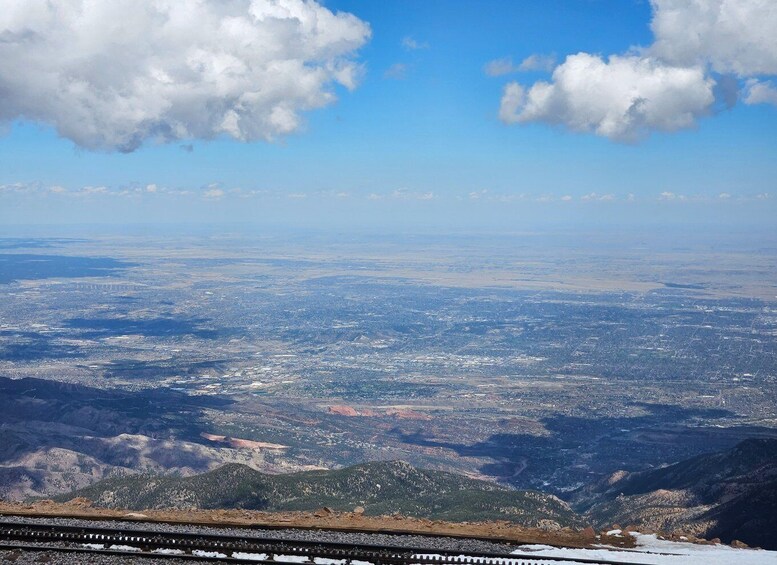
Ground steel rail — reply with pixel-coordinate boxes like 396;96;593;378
0;541;253;562
0;519;655;565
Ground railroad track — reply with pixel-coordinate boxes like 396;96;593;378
0;519;654;565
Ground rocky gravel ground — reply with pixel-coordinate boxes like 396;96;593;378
0;548;192;563
0;502;609;550
0;515;520;554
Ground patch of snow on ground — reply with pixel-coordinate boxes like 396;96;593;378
152;548;186;555
235;553;269;561
108;544;141;552
513;533;777;564
274;555;313;563
193;549;228;558
81;543;104;550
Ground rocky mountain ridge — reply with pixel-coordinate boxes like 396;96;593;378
572;438;777;549
53;459;582;528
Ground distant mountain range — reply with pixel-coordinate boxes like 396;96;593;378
53;460;582;528
571;438;777;549
0;376;291;500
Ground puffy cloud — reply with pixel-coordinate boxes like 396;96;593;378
744;79;777;106
650;0;777;76
499;83;526;123
500;0;777;141
500;54;714;141
0;0;370;152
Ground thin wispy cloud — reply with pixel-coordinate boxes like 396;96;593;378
518;54;557;72
0;181;772;210
391;188;435;200
485;54;556;76
484;57;519;77
401;36;429;50
203;185;225;199
581;193;616;202
384;63;408;80
0;182;36;194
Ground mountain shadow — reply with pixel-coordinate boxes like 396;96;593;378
395;403;777;494
0;253;134;284
574;438;777;550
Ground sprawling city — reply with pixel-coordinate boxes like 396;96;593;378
2;231;775;493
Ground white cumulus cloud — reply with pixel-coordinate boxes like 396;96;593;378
0;0;370;152
744;79;777;106
500;54;714;141
499;83;526;123
499;0;777;141
650;0;777;76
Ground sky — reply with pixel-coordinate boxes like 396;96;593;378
0;0;775;231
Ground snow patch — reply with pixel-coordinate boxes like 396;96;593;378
274;555;313;563
513;533;777;564
153;548;186;555
108;544;141;552
235;553;270;561
193;550;228;558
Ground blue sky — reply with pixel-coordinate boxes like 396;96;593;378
0;0;775;230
